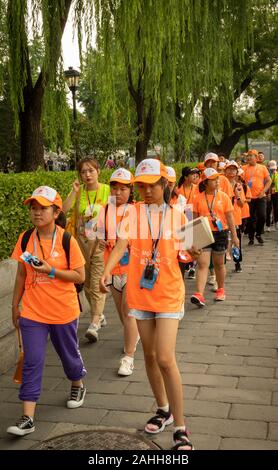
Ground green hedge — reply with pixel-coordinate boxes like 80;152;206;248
0;162;196;260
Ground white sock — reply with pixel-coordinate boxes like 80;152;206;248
158;404;169;413
123;355;134;363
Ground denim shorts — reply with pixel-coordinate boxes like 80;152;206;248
129;305;184;321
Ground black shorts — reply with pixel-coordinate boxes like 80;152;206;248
204;229;229;254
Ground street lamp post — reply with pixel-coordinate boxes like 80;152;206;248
64;66;81;167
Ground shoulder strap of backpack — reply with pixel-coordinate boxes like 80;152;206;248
62;230;71;269
21;227;35;252
104;204;109;241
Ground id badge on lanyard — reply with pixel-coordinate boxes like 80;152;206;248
206;191;223;232
140;204;166;290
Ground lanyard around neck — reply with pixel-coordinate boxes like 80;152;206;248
34;226;57;260
205;190;217;217
184;184;193;202
116;204;128;238
146;203;167;261
86;185;100;216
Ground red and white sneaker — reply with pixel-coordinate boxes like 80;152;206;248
215;288;226;301
190;292;206;307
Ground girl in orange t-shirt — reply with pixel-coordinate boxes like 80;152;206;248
99;169;139;377
100;159;196;451
7;186;86;438
191;168;239;307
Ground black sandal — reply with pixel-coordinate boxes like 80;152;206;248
144;408;174;434
171;429;195;450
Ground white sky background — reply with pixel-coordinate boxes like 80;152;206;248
61;8;96;112
62;17;82;70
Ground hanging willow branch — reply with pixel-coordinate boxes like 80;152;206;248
89;0;269;154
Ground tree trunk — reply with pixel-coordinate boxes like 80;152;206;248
211;116;278;157
135;96;153;164
20;87;44;171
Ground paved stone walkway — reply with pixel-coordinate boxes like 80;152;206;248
0;230;278;450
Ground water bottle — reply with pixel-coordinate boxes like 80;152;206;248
232;246;240;261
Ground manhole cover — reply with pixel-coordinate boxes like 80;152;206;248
32;429;160;450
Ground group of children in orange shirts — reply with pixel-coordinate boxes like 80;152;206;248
8;149;271;451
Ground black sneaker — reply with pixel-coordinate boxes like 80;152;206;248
248;239;254;246
235;263;242;273
255;235;264;244
7;415;35;436
188;268;196;279
67;385;86;409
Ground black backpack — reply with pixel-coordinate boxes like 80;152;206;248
21;228;84;307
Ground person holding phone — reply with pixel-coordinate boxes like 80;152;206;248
191;168;239;306
8;186;86;437
63;156;110;343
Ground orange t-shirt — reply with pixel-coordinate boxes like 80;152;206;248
219;174;233;199
193;190;234;232
124;203;185;313
11;226;85;324
231;183;245;226
243;164;270;199
241;186;252;219
177;184;199;205
103;203;131;275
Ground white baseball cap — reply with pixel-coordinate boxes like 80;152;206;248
110;168;134;184
204;152;219;163
165;166;176;183
202;168;220;181
226;160;239;169
268;160;277;170
24;186;62;209
134;159;167;184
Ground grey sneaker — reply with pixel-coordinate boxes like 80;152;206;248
85;323;99;342
67;386;86;409
7;415;35;436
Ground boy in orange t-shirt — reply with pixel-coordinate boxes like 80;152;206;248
7;186;86;438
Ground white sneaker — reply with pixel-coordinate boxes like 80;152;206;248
100;314;107;327
266;226;271;232
85;323;99;343
7;415;35;436
67;386;86;409
208;274;216;285
118;356;134;376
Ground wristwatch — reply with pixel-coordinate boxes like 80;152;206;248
48;267;56;279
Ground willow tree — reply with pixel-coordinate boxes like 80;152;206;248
5;0;73;170
195;4;278;157
92;0;259;162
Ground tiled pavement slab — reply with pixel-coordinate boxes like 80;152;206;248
0;230;277;450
